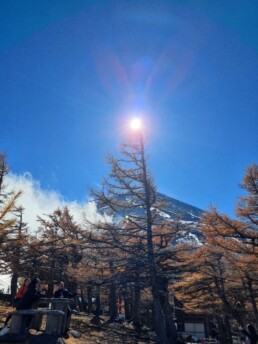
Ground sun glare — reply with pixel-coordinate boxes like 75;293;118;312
130;118;142;130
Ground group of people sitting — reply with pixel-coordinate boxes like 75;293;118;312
3;277;74;330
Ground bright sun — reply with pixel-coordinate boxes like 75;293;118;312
130;118;142;130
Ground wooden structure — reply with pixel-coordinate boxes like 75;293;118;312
50;298;72;333
6;298;74;338
9;309;64;335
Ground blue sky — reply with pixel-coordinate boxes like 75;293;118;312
1;0;258;218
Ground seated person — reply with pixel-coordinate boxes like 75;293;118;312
16;277;46;331
4;277;31;327
14;278;31;305
53;281;76;335
54;281;74;299
17;278;45;310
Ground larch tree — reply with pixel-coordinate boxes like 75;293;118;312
236;163;258;227
199;163;258;325
87;130;178;343
0;154;21;275
4;206;30;300
34;207;83;294
173;242;239;344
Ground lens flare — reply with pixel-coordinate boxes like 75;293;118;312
130;118;142;130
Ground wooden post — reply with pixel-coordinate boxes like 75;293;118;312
30;313;43;331
87;286;93;313
9;309;65;336
51;299;71;333
45;312;63;335
9;314;24;334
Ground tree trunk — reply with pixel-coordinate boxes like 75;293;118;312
247;278;258;325
108;261;117;322
108;281;117;321
152;293;167;344
67;280;77;294
214;264;233;344
158;277;177;342
224;314;233;344
87;286;93;313
140;138;174;343
10;272;18;302
132;273;141;327
216;316;224;344
95;286;101;317
79;286;87;312
123;287;131;321
216;315;233;344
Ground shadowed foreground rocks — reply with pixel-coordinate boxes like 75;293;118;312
0;305;156;344
0;333;65;344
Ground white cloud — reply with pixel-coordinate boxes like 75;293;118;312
5;172;110;232
0;172;113;292
0;274;10;292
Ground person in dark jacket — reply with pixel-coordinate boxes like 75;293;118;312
17;277;45;310
17;277;46;331
54;281;73;299
4;277;32;327
242;324;258;344
53;281;76;335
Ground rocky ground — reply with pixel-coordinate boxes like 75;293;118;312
0;304;156;344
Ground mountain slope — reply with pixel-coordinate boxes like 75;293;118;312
157;192;203;224
98;192;204;245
